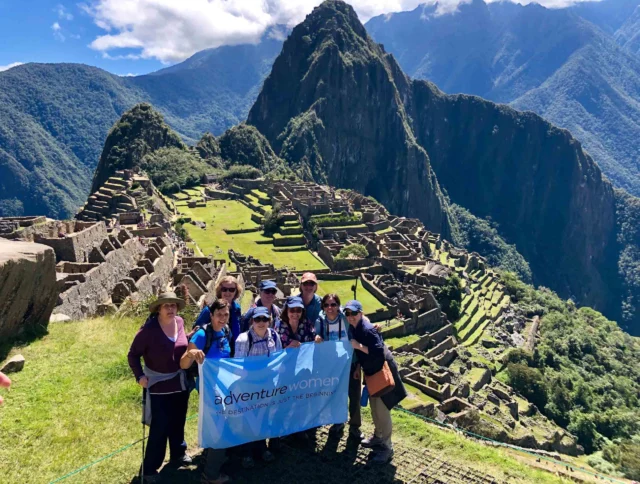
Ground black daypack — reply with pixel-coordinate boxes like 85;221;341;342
186;324;230;384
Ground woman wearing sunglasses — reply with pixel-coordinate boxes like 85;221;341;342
192;276;244;354
277;296;316;349
180;298;232;484
241;280;282;332
233;306;282;468
315;293;364;440
346;300;406;465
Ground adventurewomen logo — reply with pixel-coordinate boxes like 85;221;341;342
213;376;341;406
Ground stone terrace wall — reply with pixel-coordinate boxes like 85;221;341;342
34;222;108;262
0;239;58;340
54;237;146;319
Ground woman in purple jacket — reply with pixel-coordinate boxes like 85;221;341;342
128;292;192;480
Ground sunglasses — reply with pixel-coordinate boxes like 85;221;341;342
302;281;317;287
288;307;303;313
324;302;338;308
221;287;236;293
344;310;360;317
253;316;270;323
262;289;277;295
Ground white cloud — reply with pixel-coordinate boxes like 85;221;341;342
84;0;603;63
52;22;66;41
56;4;74;20
0;62;24;72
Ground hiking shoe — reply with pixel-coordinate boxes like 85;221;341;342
349;426;364;440
242;456;255;469
171;454;193;467
361;435;385;448
201;473;231;484
371;447;394;464
329;423;345;436
262;450;275;463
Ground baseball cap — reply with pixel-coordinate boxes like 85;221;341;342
259;280;277;291
286;296;304;309
344;300;363;313
252;306;270;319
300;272;318;284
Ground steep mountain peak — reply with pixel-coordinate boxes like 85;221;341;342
248;0;451;236
91;103;185;192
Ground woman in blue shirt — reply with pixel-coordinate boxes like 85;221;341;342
180;299;232;484
192;276;243;355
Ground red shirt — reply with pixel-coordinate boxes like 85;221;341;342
127;315;188;394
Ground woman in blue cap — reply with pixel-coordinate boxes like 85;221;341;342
180;298;232;484
277;296;316;349
234;306;282;468
345;300;406;464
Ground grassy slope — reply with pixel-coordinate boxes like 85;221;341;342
177;200;326;271
0;315;572;484
315;279;386;313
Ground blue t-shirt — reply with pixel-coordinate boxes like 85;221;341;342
190;327;231;360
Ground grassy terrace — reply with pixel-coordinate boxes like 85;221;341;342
386;333;421;349
316;279;386;313
177;200;326;271
0;316;571;484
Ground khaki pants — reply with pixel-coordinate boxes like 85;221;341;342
370;396;392;448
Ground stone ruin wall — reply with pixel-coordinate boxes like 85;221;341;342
0;239;58;341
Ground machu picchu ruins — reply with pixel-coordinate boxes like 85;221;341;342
0;167;581;462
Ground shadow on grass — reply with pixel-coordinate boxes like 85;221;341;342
130;429;401;484
0;323;49;362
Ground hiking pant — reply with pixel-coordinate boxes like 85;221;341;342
349;362;362;429
143;391;189;474
370;396;392;449
203;448;226;480
242;439;268;459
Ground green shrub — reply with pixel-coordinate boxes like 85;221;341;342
432;273;463;321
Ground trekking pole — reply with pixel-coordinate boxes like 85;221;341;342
140;388;146;484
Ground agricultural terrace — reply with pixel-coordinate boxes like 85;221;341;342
316;279;386;312
177;200;326;271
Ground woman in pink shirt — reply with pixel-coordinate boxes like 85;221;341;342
128;292;191;481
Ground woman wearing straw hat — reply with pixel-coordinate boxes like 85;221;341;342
128;291;192;480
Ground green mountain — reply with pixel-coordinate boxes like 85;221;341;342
365;0;640;197
248;0;640;334
0;36;282;218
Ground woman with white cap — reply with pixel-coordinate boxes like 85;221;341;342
127;291;192;480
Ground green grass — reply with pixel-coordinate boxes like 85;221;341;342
316;279;386;313
402;382;439;409
177;201;326;271
0;315;200;484
375;226;393;235
386;334;421;349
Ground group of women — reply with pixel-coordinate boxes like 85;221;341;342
128;272;406;483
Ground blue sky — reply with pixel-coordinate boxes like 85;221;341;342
0;1;164;75
0;0;597;77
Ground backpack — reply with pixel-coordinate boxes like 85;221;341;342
186;324;230;385
247;328;278;355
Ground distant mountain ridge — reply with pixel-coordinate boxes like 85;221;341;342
365;0;640;196
0;36;282;218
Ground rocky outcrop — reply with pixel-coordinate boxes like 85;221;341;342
0;239;58;340
247;0;452;238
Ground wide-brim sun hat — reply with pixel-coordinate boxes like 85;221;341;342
149;291;186;313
